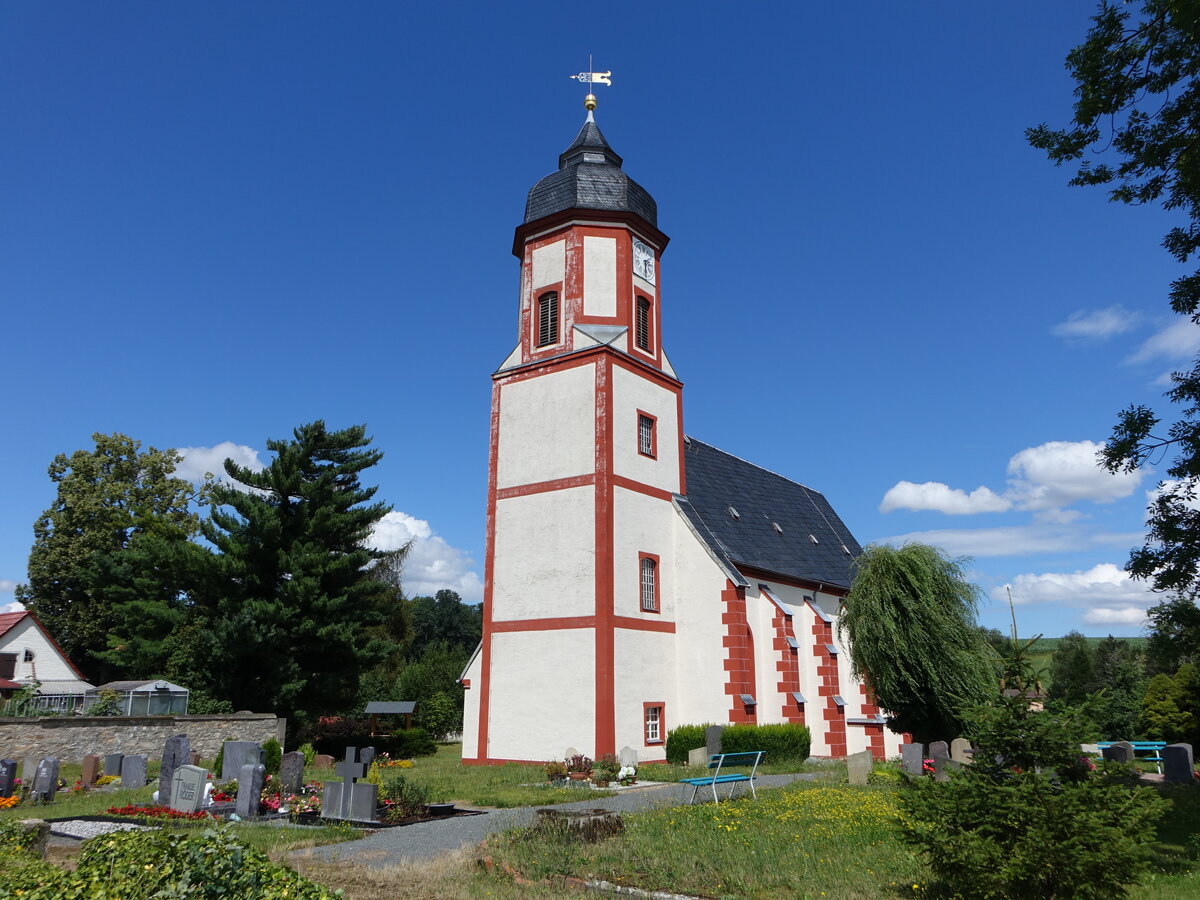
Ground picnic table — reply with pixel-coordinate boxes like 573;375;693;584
1094;741;1166;773
679;751;764;804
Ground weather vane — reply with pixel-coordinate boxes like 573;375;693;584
569;55;611;112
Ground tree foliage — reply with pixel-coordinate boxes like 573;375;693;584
1048;631;1096;706
178;421;399;723
1145;590;1200;674
16;432;206;678
840;543;999;743
1029;0;1200;591
1093;636;1147;738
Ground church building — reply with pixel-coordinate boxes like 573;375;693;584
460;97;906;764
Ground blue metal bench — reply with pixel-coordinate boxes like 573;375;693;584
679;751;764;804
1095;741;1166;774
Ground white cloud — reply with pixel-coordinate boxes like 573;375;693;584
1127;318;1200;365
880;481;1010;515
993;563;1157;628
1006;440;1142;510
880;440;1143;516
175;442;265;483
1052;306;1138;341
0;600;23;614
368;511;483;604
0;580;15;593
880;525;1142;558
1146;478;1200;511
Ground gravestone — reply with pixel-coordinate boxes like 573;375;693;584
931;755;958;783
563;746;579;761
313;754;335;769
846;749;873;785
618;746;639;769
189;752;203;767
220;741;263;782
279;751;305;794
170;765;208;813
360;746;376;768
31;757;59;802
235;763;266;818
705;725;724;757
0;759;17;798
1103;741;1135;764
159;734;191;801
950;738;973;764
121;754;148;789
1163;743;1195;785
687;746;709;767
21;756;36;784
103;753;124;777
322;747;379;822
900;743;925;776
81;754;101;786
928;740;949;760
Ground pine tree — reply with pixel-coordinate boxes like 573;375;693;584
1093;636;1146;739
1139;673;1194;742
1048;631;1096;706
181;421;398;724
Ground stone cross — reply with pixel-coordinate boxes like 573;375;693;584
0;759;17;798
235;763;266;819
322;747;379;822
159;734;191;801
169;765;208;813
335;746;371;785
900;743;925;776
81;754;101;786
1163;743;1195;785
32;757;59;802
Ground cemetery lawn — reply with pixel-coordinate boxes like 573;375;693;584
481;780;1200;900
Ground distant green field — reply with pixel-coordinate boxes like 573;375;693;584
1015;635;1147;691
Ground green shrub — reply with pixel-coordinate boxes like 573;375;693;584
390;726;436;758
381;773;431;820
0;826;336;899
262;737;282;775
665;723;711;764
83;689;122;716
901;692;1168;899
313;724;436;759
298;742;317;766
721;723;811;762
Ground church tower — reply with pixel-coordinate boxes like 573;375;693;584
461;102;684;763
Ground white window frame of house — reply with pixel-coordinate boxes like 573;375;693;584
644;702;664;744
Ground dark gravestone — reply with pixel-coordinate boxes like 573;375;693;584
221;741;263;782
235;763;266;819
279;751;305;795
103;753;125;777
1103;742;1135;764
159;734;191;801
1163;743;1195;784
705;725;724;757
323;747;378;822
121;754;148;789
928;741;949;760
0;759;17;798
32;757;60;802
81;754;101;786
900;743;925;776
170;765;208;813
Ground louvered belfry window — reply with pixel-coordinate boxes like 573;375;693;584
537;291;558;347
640;556;657;611
635;296;651;350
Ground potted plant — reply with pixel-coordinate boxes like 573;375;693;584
545;760;568;784
565;754;593;781
619;764;638;786
593;753;620;787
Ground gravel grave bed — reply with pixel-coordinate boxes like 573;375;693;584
49;819;155;840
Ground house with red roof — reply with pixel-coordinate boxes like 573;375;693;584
0;610;94;711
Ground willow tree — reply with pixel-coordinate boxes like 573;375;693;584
839;543;999;743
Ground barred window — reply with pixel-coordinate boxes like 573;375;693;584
638;413;655;457
640;556;657;611
537;291;559;347
635;296;651;351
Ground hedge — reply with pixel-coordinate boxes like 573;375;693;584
721;723;811;762
313;726;435;760
665;723;713;764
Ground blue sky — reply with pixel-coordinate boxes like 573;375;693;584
2;2;1193;638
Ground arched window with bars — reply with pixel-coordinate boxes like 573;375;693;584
640;553;659;612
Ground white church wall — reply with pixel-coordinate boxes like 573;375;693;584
460;650;482;756
487;628;595;761
531;239;565;291
583;236;617;317
612;487;676;620
492;486;595;621
613;628;675;761
496;363;596;489
611;365;679;495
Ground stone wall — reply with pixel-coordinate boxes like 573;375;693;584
0;713;286;761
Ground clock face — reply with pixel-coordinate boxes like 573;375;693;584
632;238;656;285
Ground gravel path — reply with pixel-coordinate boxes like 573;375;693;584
304;773;822;868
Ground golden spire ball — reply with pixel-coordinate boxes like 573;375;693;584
584;92;597;111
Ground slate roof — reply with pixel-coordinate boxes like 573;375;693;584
677;438;863;590
524;115;658;227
